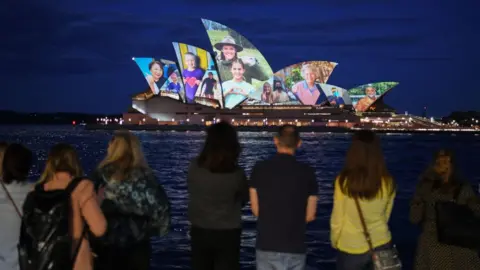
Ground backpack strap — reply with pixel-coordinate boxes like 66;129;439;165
65;177;87;194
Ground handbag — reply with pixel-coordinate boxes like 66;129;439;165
435;185;480;249
354;197;402;270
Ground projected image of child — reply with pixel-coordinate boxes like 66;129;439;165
182;52;205;103
167;72;181;93
222;59;255;109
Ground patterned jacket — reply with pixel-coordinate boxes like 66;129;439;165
91;165;170;238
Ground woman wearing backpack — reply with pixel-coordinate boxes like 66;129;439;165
330;131;400;270
91;130;170;270
410;149;480;269
20;143;107;270
0;143;33;270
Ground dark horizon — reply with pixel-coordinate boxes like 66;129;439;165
1;0;479;116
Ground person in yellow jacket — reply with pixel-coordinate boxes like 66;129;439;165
330;130;396;270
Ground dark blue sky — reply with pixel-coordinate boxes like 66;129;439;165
1;0;478;116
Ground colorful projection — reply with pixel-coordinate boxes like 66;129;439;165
273;61;337;105
132;57;179;100
173;42;223;108
319;84;352;107
348;82;399;112
202;18;273;109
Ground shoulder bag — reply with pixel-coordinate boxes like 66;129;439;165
435;184;480;249
354;197;402;270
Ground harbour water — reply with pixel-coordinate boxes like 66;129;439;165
1;125;479;269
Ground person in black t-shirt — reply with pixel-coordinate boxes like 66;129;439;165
199;72;217;99
249;125;318;270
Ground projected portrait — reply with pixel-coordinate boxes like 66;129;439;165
274;61;337;105
195;53;224;107
221;59;256;109
319;84;352;107
202;19;273;104
132;57;176;100
348;82;399;112
158;69;184;101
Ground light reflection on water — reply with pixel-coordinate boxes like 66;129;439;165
0;126;479;269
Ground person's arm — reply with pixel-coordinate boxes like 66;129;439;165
457;183;480;214
306;167;319;223
330;178;345;249
78;181;107;237
385;188;396;222
237;169;249;207
249;164;260;217
409;179;428;225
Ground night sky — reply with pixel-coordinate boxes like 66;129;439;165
1;0;478;116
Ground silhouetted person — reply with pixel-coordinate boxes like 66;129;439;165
0;143;32;270
91;131;171;270
410;150;480;269
188;121;248;270
249;125;318;270
331;130;397;270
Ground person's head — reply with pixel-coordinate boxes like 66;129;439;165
98;130;148;179
274;80;283;91
39;143;82;183
263;82;272;94
301;64;317;84
231;59;245;81
0;142;8;177
331;88;338;96
197;122;241;173
2;143;33;184
338;130;394;200
274;125;302;155
365;86;377;99
431;149;455;183
170;72;178;82
208;72;213;78
184;53;197;70
149;60;164;81
214;36;243;61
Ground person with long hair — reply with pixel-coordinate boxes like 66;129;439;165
0;143;32;270
91;130;170;270
188;122;248;270
23;143;106;270
410;149;480;269
330;130;397;270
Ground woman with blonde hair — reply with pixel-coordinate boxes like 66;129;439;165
330;130;400;269
91;130;170;270
18;143;106;270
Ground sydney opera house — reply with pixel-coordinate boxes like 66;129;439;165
120;19;445;131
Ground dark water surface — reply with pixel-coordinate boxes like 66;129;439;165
1;125;479;269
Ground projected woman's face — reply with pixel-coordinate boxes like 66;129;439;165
231;62;245;81
264;83;272;94
150;63;163;81
303;68;317;84
222;45;236;61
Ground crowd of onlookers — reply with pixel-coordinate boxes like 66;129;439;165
0;123;479;270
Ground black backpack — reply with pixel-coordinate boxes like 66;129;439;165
18;177;87;270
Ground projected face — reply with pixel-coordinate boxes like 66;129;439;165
185;54;196;70
150;62;163;81
222;45;237;61
264;82;272;94
366;87;376;98
303;66;317;85
171;72;178;82
348;82;398;112
231;61;245;81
